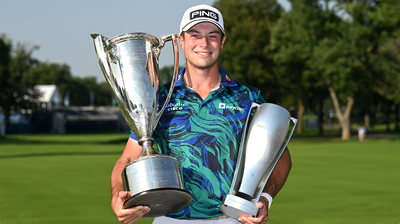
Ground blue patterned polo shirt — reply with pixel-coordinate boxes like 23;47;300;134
129;67;265;219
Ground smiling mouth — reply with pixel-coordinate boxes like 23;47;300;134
196;52;211;56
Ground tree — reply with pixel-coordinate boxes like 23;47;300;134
368;2;400;131
26;62;115;107
214;0;285;103
159;65;183;86
96;82;114;106
68;77;95;106
0;35;39;134
272;0;399;139
25;62;73;100
315;0;400;138
0;35;11;112
271;0;340;134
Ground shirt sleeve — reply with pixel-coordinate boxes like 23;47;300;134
129;130;139;141
252;87;266;104
255;92;266;104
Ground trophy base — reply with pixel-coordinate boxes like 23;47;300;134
123;188;192;217
121;154;192;217
220;194;258;220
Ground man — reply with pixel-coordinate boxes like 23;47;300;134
111;4;292;224
358;125;367;141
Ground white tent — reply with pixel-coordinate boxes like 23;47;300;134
34;85;62;110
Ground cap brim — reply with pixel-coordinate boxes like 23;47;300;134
181;20;225;35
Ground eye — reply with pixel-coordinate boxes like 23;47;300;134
208;35;219;40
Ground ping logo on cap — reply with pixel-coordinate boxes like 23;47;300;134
190;9;219;22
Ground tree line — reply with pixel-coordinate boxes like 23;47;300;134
0;34;180;133
0;34;114;126
1;0;399;139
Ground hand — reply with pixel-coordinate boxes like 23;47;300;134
112;191;150;224
238;196;269;224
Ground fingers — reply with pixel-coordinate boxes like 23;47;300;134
119;191;130;199
117;206;150;224
112;191;129;213
238;200;268;224
239;216;267;224
256;201;265;209
113;191;150;224
239;216;264;224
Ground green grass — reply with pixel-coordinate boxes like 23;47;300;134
0;133;399;223
271;139;400;224
0;134;154;224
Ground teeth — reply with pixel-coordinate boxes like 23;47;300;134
198;52;210;55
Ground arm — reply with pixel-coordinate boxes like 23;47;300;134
263;147;292;198
111;138;150;224
239;147;292;224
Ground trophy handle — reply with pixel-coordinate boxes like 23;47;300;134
282;117;298;152
152;34;179;131
91;34;127;109
253;116;298;200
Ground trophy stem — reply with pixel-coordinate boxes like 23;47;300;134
141;140;157;156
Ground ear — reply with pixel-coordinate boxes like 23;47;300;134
221;35;226;49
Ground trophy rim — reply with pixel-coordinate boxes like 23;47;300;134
126;154;177;166
109;32;160;46
123;188;192;217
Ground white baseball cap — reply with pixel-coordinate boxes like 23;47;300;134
180;4;225;35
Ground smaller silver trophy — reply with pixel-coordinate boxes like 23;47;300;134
220;103;297;219
91;32;192;217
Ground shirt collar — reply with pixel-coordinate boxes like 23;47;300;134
175;67;238;88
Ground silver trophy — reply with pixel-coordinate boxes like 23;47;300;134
220;103;297;219
91;32;192;217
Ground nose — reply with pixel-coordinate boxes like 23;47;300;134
199;37;208;47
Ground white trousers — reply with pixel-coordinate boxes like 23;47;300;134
153;216;241;224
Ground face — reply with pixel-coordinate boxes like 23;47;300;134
179;22;226;70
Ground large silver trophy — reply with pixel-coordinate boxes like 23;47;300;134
91;32;192;217
220;103;297;219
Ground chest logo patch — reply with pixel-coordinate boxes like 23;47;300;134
219;103;244;111
167;102;185;111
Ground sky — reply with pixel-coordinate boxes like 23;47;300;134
1;0;290;83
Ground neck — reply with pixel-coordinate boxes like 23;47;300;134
184;64;221;100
